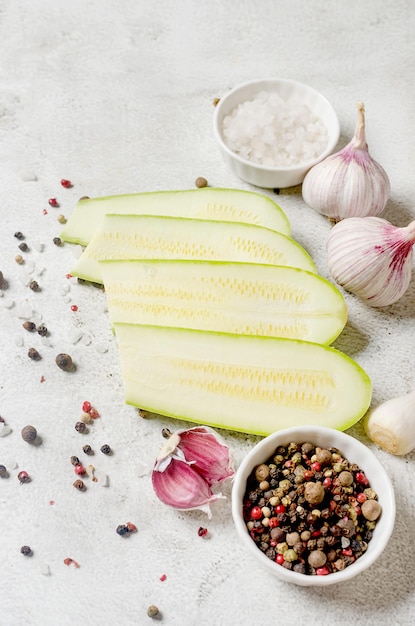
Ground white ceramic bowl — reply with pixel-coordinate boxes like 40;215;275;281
213;78;340;189
232;425;395;586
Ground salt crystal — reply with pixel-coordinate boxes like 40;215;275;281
95;343;108;354
70;330;84;344
15;303;32;318
20;170;37;182
32;241;44;253
71;245;84;259
40;563;51;576
0;424;12;437
2;298;14;309
14;335;24;347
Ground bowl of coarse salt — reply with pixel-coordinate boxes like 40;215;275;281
213;78;340;189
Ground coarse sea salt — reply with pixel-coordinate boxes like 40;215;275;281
222;91;328;167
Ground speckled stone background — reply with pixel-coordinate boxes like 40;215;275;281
1;1;414;624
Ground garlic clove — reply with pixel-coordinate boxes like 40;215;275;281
175;426;234;484
152;457;225;515
364;392;415;455
327;216;415;307
152;426;233;515
302;101;390;220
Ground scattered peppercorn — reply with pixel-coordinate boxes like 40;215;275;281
0;465;9;478
55;353;74;371
162;427;172;439
79;196;90;201
83;444;93;456
74;464;85;475
198;527;208;537
18;470;30;484
0;271;4;287
15;255;24;264
80;412;92;424
73;479;86;491
147;605;159;619
60;179;72;188
273;188;280;195
53;237;62;246
195;176;208;188
116;522;137;536
21;425;37;443
57;214;66;224
48;198;59;207
212;97;220;106
138;408;149;418
18;242;28;252
29;280;40;292
23;321;36;332
20;546;33;556
14;231;24;239
82;401;92;413
28;347;41;361
37;324;48;336
70;456;81;466
89;407;100;419
75;421;87;434
100;444;111;455
0;416;4;423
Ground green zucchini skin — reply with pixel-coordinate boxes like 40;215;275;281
71;214;316;284
102;259;347;345
114;323;372;436
61;187;291;245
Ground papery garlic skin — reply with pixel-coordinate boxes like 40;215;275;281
152;426;233;515
364;392;415;455
302;102;390;220
327;216;415;307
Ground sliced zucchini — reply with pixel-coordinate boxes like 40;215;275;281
102;260;347;344
113;324;371;435
71;214;316;284
61;188;290;245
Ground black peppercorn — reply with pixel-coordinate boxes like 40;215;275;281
28;347;41;361
147;605;159;619
14;231;24;240
20;545;33;556
55;353;74;371
37;324;48;336
0;465;9;478
18;242;28;252
70;455;81;466
82;444;93;455
116;524;129;536
75;422;87;434
100;444;111;455
53;237;62;246
23;321;36;332
21;425;37;443
29;280;40;291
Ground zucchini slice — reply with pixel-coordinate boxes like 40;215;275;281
61;188;290;245
113;324;371;435
102;260;347;344
71;214;316;284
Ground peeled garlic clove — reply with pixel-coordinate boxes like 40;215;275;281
327;216;415;306
302;101;390;220
364;392;415;455
175;426;234;484
152;457;225;515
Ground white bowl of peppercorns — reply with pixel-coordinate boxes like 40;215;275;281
232;425;395;586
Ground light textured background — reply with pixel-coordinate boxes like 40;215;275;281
0;1;414;625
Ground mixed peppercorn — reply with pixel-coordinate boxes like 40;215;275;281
243;441;382;576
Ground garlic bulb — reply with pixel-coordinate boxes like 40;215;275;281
327;216;415;306
364;392;415;455
302;101;390;220
152;426;234;516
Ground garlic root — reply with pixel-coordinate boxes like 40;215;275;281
364;392;415;455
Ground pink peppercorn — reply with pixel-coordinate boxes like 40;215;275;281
89;407;100;419
48;198;59;207
74;464;85;475
356;492;367;503
316;566;330;576
250;506;262;520
275;554;285;565
275;504;286;514
82;401;92;413
355;472;369;485
60;179;72;188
